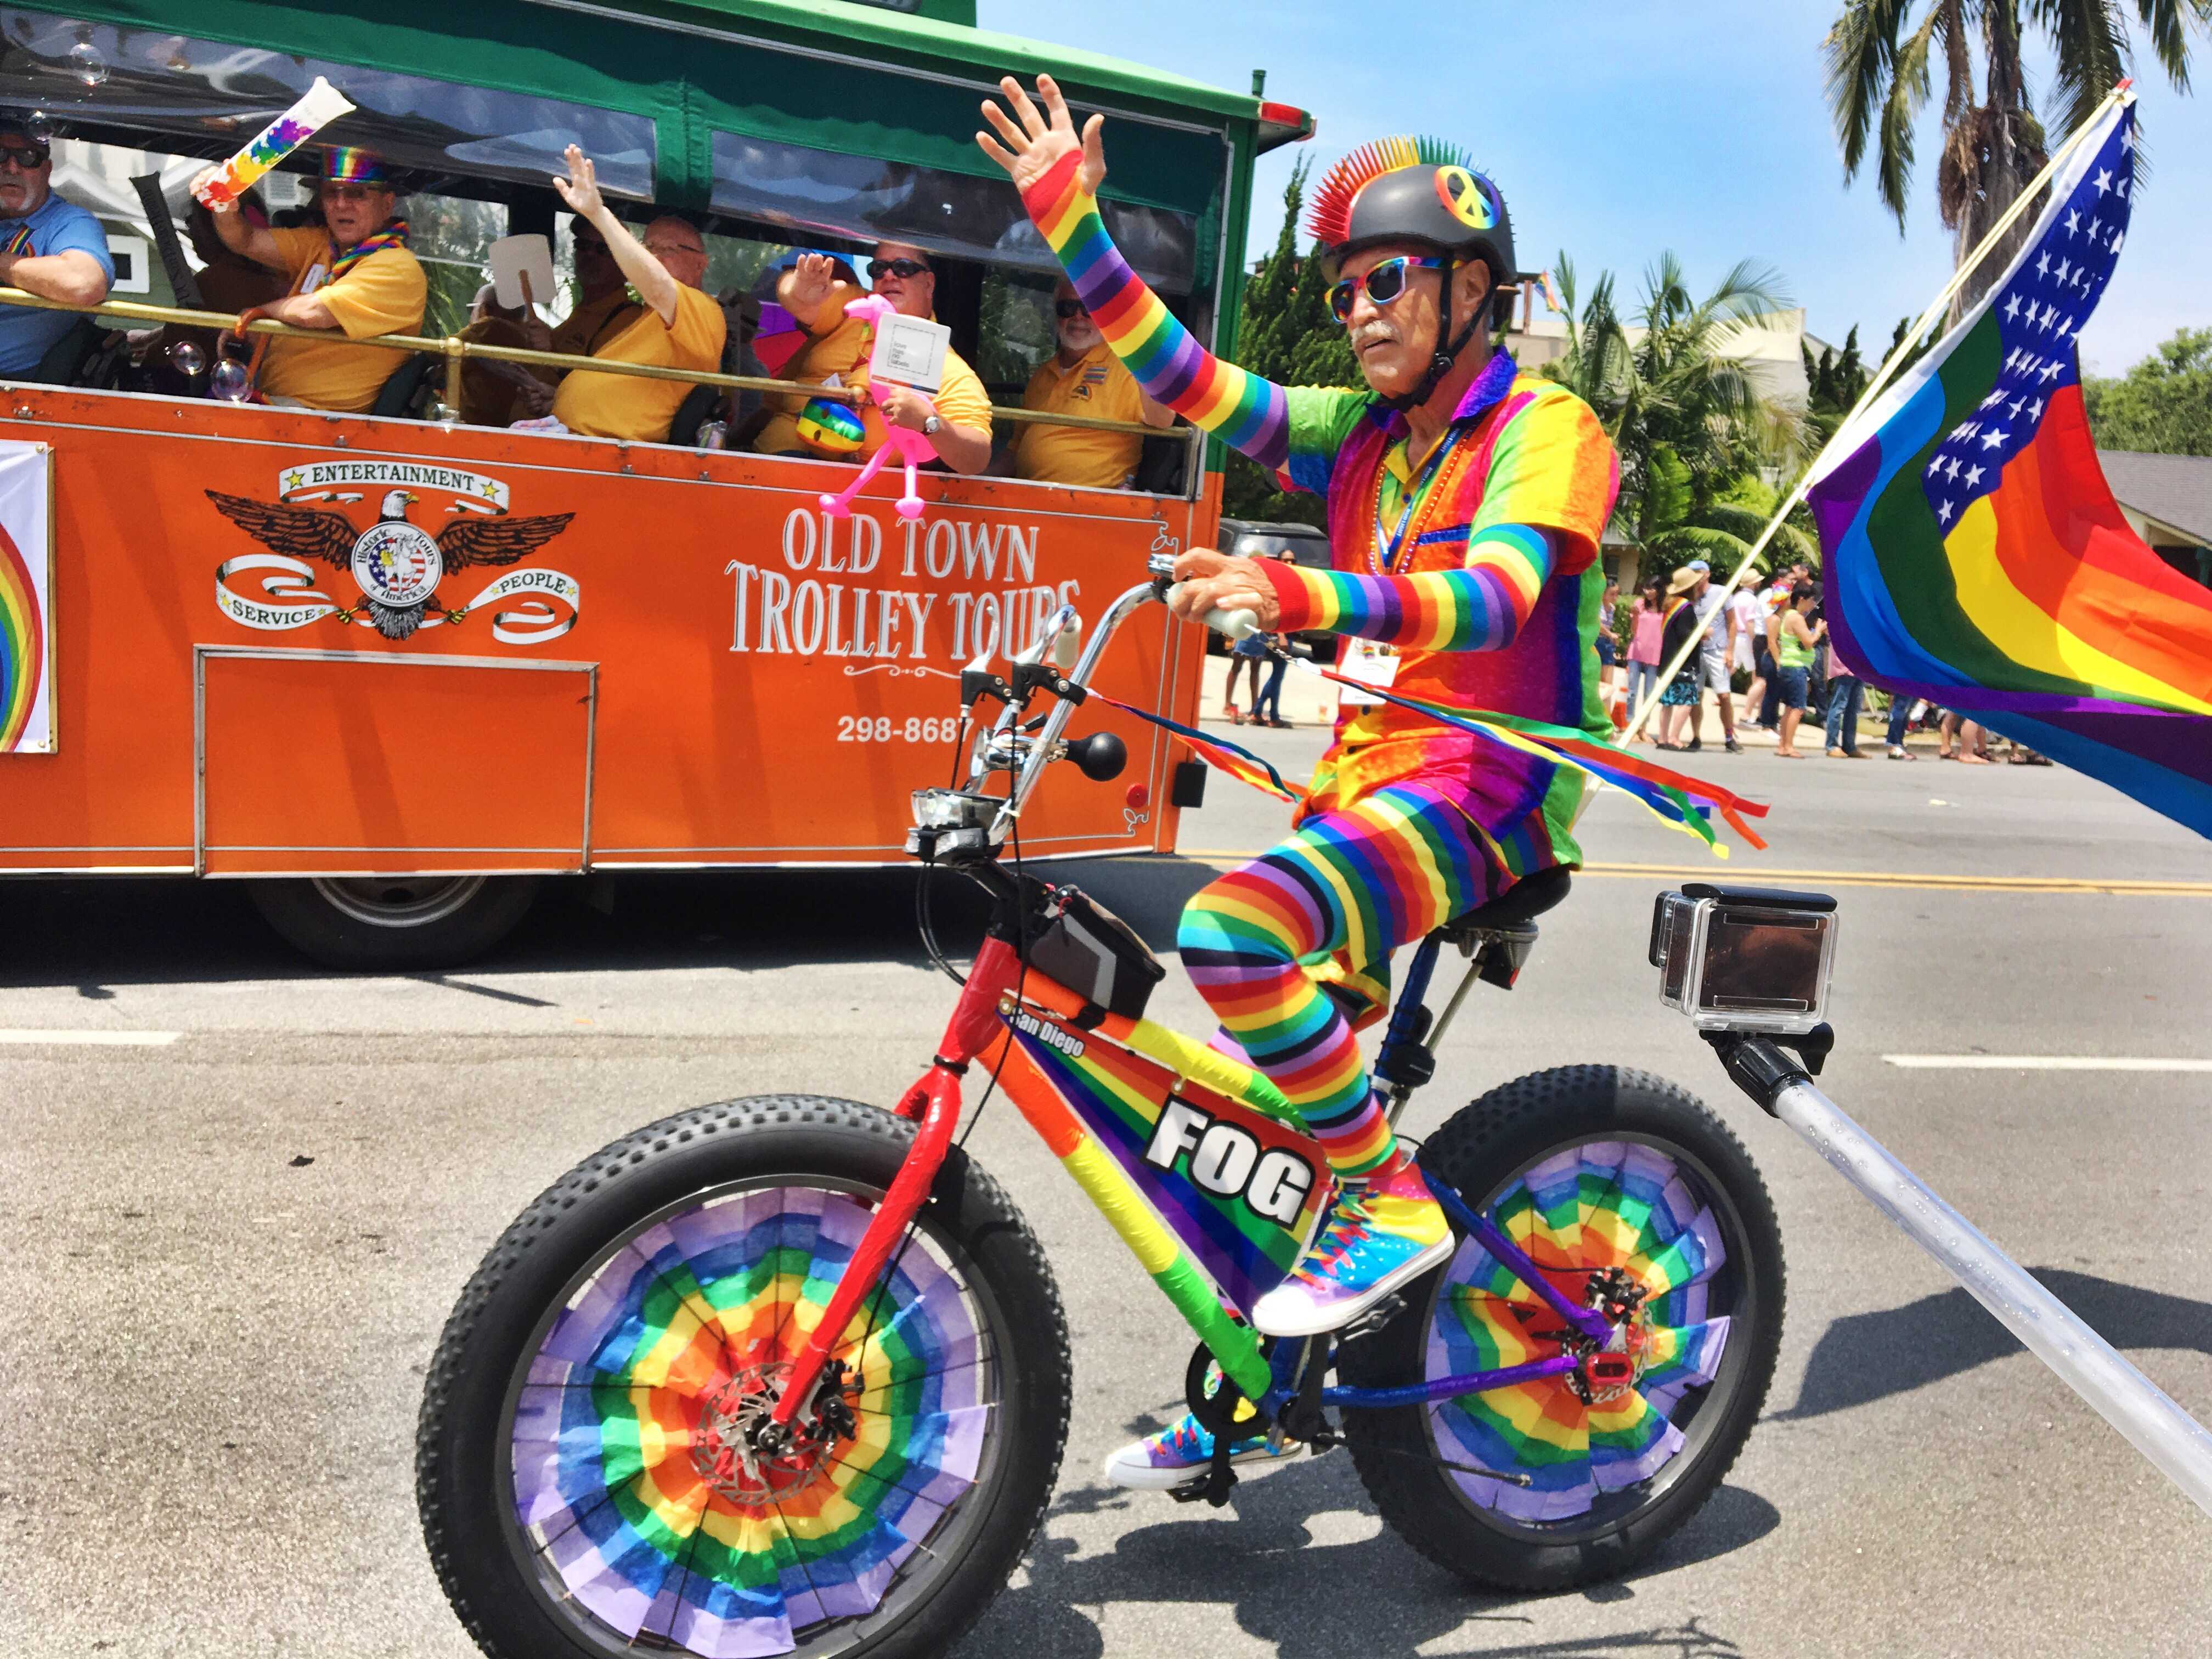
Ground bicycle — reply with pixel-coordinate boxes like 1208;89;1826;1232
416;558;1804;1658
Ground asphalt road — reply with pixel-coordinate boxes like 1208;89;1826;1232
4;725;2211;1657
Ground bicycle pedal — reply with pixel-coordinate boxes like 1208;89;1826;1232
1339;1293;1406;1341
1167;1465;1239;1507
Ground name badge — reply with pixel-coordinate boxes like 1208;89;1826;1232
301;263;328;294
1337;640;1400;708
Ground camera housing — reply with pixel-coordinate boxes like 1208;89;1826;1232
1651;883;1837;1035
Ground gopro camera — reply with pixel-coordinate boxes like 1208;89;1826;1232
1651;884;1837;1035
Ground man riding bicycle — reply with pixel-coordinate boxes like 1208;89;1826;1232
979;77;1619;1487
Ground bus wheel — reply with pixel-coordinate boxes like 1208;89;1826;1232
246;875;539;970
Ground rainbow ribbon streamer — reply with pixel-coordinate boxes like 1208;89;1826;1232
1087;690;1303;803
1331;673;1771;855
1094;669;1768;857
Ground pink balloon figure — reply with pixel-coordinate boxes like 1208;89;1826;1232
817;294;933;523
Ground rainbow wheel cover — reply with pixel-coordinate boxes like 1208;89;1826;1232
1425;1139;1735;1523
506;1183;997;1656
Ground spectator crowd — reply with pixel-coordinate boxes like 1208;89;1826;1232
1612;558;2052;766
0;127;1175;491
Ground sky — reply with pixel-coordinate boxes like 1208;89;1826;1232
975;0;2212;377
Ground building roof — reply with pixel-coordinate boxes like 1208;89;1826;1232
2098;450;2212;547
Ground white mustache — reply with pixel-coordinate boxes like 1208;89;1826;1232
1352;323;1399;349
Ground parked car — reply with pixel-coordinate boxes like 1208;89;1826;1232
1214;517;1340;664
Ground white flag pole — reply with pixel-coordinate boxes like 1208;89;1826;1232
1619;80;2135;746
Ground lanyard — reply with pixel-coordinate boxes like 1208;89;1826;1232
1370;420;1470;574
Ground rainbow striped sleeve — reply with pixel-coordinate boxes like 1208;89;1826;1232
1022;151;1290;471
1258;524;1560;650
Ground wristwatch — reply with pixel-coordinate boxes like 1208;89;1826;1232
922;413;943;436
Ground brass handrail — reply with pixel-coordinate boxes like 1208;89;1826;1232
0;286;1196;444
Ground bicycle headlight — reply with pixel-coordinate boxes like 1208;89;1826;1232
1651;884;1837;1035
911;788;999;831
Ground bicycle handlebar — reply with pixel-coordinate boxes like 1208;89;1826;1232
1163;582;1260;641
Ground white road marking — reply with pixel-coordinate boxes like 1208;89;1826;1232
0;1029;183;1047
1883;1054;2212;1072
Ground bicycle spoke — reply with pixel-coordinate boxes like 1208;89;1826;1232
847;1350;998;1406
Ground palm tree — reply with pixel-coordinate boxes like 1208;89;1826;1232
1545;251;1807;585
1825;1;2211;314
1643;474;1822;579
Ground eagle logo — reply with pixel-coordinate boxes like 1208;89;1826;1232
207;486;575;640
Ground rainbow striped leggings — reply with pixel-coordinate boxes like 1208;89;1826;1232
1177;782;1504;1180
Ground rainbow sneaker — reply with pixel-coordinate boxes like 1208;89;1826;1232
1250;1154;1454;1337
1102;1402;1301;1491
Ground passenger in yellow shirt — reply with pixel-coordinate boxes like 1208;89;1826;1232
754;241;992;475
195;147;426;414
1011;277;1172;489
518;145;725;442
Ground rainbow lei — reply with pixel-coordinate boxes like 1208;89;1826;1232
329;219;408;281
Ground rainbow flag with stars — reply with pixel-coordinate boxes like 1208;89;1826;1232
1809;94;2212;837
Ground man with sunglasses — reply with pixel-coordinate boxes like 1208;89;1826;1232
1011;275;1172;489
195;146;425;413
982;77;1620;1489
0;115;114;380
754;240;991;474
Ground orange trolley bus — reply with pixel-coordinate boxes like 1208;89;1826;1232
0;1;1310;965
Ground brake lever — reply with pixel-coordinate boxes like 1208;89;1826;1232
1009;658;1086;707
960;665;1014;715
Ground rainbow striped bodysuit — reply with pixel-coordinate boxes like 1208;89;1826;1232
1026;151;1620;1177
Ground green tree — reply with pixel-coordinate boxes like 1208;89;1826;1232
1802;323;1875;449
1220;157;1358;527
1544;252;1809;584
1824;1;2210;315
2084;326;2212;453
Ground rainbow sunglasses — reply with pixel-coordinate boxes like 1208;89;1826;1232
1327;254;1447;323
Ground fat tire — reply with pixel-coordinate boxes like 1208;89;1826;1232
246;875;538;970
1340;1065;1784;1592
416;1094;1070;1659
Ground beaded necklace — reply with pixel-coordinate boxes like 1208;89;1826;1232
1363;414;1493;576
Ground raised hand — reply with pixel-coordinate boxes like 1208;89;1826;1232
785;252;839;314
551;144;603;221
977;73;1106;198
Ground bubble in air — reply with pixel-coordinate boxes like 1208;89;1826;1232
168;340;205;377
695;420;727;450
67;41;108;88
210;358;252;402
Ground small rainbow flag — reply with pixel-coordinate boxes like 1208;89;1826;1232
1808;94;2212;838
0;518;43;752
751;300;807;377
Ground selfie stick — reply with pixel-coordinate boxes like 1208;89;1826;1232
1716;1038;2212;1520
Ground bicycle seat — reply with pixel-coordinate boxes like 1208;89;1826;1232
1437;866;1573;940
